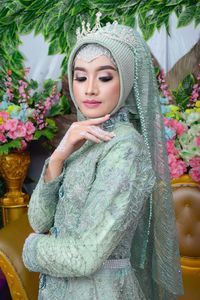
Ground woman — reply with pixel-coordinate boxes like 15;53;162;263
23;17;183;300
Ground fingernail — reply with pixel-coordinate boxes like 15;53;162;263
109;132;116;137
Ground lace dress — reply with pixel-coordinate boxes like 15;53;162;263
22;109;155;300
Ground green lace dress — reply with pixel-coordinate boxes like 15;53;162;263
22;109;155;300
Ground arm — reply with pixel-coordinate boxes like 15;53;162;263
28;158;65;233
29;115;115;233
23;137;155;277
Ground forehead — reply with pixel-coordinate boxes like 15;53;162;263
74;55;116;70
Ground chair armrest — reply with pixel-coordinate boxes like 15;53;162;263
0;213;39;300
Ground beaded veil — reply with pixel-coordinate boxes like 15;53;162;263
67;17;183;299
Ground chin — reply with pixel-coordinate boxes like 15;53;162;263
81;108;106;119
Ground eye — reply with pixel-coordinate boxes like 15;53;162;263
99;76;113;82
74;76;87;82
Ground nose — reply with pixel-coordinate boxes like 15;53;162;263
85;78;98;96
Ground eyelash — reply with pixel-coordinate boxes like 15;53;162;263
74;76;113;82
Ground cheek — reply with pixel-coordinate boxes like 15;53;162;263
109;80;120;103
73;82;81;102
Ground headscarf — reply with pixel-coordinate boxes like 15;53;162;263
67;21;183;299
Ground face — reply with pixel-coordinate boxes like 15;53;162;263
72;55;120;118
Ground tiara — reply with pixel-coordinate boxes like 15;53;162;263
76;12;103;41
75;12;136;48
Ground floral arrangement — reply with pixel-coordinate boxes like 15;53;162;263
157;66;200;183
0;69;69;154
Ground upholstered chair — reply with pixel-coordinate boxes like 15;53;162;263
172;176;200;300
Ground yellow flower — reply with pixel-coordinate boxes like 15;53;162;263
195;100;200;108
185;109;193;114
7;105;15;113
0;117;3;125
169;105;180;112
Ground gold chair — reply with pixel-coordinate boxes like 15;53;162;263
0;213;39;300
172;176;200;300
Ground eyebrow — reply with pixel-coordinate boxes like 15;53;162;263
74;65;117;72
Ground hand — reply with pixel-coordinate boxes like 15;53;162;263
50;114;115;162
44;114;115;182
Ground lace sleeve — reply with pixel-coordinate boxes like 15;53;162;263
28;158;65;233
23;137;155;277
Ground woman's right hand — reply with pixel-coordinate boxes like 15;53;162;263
44;115;115;182
50;114;115;162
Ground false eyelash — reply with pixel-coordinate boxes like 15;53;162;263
99;76;113;82
74;76;87;82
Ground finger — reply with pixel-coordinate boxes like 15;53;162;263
79;131;101;144
89;126;115;138
82;114;110;126
87;127;113;142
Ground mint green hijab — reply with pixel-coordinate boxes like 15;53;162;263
68;22;183;299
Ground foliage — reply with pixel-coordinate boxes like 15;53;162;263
157;66;200;182
0;68;70;155
0;0;199;87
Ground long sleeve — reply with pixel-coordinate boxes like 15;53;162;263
23;136;155;277
28;158;65;233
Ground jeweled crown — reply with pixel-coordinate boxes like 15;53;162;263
75;12;136;48
76;12;103;41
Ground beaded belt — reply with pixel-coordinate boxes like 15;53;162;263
102;259;131;269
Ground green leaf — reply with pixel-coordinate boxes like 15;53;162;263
34;128;55;140
194;3;200;27
26;0;47;11
48;104;62;117
177;5;196;27
17;0;33;7
43;79;56;90
0;139;21;155
48;37;60;55
60;94;71;114
181;74;195;94
29;79;38;90
166;0;184;6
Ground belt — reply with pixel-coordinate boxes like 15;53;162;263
102;258;131;269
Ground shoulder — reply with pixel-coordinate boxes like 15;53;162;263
101;122;148;161
106;122;145;150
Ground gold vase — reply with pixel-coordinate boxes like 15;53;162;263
0;152;31;226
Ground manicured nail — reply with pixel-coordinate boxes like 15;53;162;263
109;132;116;137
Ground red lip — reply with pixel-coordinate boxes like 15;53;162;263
83;99;102;108
83;99;101;104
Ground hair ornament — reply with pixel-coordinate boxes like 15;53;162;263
76;12;102;41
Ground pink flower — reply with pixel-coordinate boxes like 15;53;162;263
195;136;200;147
25;134;33;141
166;140;179;155
168;154;187;179
0;111;9;121
19;140;27;151
44;97;52;110
25;121;35;135
4;119;19;131
15;123;27;138
189;167;200;183
176;122;186;136
189;156;200;168
8;123;26;139
0;133;6;143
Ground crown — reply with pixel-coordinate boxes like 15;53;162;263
75;12;136;48
76;12;103;41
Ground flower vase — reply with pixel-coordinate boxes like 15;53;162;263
0;152;30;226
